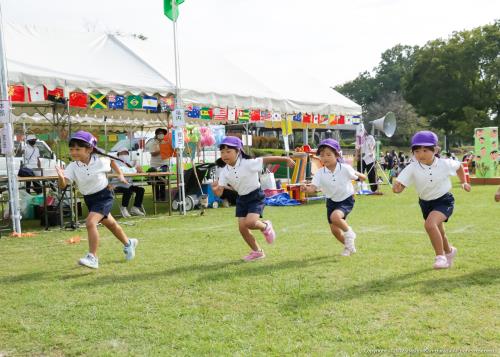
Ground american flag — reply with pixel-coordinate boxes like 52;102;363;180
261;111;272;121
213;107;228;121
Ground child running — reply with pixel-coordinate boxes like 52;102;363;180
55;131;138;269
300;139;366;256
392;131;471;269
211;136;295;261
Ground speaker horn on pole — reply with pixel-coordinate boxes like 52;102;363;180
370;112;396;137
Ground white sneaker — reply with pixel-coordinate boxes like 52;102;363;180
78;253;99;269
119;206;131;218
344;228;357;253
124;238;138;261
433;255;449;269
341;247;351;256
130;206;145;216
445;247;457;267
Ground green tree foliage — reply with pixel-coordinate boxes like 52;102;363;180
403;20;500;139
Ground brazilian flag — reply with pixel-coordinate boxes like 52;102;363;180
127;95;143;110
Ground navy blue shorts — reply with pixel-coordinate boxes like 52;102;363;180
235;188;265;218
419;192;454;221
83;187;114;219
326;196;355;224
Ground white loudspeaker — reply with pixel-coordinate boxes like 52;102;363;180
370;112;396;137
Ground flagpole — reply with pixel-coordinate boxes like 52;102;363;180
0;4;21;233
172;0;186;215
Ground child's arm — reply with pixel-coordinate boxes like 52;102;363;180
111;160;128;184
456;165;471;192
55;165;68;189
300;182;318;194
392;179;405;193
210;180;225;197
495;186;500;202
262;155;295;168
354;171;367;181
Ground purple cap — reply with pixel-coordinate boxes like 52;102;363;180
220;136;243;150
318;139;341;153
71;130;97;148
411;131;438;147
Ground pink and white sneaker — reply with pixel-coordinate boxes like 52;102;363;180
433;255;449;269
243;250;266;262
445;247;458;267
262;220;276;244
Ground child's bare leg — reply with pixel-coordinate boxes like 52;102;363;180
86;212;104;256
243;213;266;231
437;221;452;254
424;211;447;256
238;216;260;251
330;210;349;231
329;224;345;244
101;213;129;245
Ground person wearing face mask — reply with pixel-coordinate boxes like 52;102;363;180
145;128;173;201
18;134;42;194
112;148;146;217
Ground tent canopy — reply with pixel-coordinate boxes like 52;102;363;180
5;23;361;117
5;23;174;95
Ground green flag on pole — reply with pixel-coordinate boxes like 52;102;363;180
164;0;184;21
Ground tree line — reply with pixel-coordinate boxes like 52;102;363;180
335;20;499;147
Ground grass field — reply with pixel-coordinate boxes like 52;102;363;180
0;182;499;356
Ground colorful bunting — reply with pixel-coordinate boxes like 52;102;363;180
272;112;281;121
89;93;107;109
338;115;345;125
329;114;337;125
127;95;143;110
201;107;213;120
250;109;261;122
69;92;87;108
8;85;25;102
108;95;125;109
142;95;158;110
302;113;312;123
213;107;228;121
261;111;272;121
186;105;201;119
29;85;47;102
352;115;361;124
292;113;302;122
159;96;175;112
237;109;249;122
47;88;65;103
227;108;237;122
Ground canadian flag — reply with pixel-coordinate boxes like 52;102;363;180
29;85;47;102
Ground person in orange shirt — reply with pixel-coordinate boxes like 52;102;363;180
146;128;173;201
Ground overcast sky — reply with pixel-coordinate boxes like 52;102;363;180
1;0;498;86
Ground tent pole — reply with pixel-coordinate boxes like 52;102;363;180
172;0;186;215
0;4;21;233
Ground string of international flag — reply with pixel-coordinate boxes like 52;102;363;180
8;84;361;125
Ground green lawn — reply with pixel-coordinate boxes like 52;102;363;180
0;183;499;356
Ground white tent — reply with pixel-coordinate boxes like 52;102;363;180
5;23;361;117
5;22;174;96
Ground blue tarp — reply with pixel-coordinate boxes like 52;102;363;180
264;192;301;206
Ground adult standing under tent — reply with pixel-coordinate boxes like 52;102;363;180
18;133;42;194
356;126;380;194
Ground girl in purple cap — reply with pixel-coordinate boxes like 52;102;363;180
55;130;139;269
211;136;295;261
301;139;366;256
393;130;471;269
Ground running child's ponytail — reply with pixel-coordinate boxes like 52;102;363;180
69;131;133;168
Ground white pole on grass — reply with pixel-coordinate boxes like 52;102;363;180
0;5;21;233
170;0;186;215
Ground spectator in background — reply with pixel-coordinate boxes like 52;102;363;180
146;128;173;201
19;134;42;194
112;149;146;218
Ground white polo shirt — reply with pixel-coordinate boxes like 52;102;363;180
218;157;263;195
24;145;40;169
396;157;460;201
64;156;111;195
311;163;358;202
